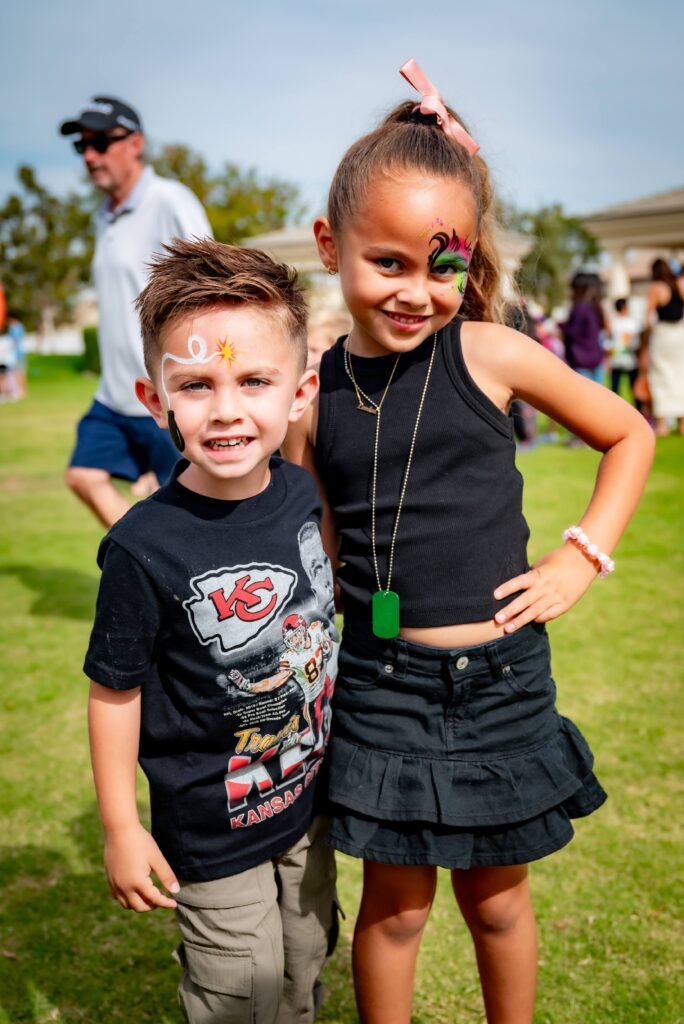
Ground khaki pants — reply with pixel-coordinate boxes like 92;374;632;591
174;818;338;1024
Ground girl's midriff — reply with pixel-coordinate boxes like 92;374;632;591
401;618;508;648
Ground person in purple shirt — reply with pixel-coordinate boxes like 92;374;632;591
562;272;606;384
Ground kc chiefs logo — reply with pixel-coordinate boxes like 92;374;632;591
184;564;297;654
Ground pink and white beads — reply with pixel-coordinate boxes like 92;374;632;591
562;525;615;578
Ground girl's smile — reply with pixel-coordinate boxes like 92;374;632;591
315;172;478;357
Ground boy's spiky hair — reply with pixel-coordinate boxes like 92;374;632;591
136;238;308;373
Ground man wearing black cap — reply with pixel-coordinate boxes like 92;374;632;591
60;96;212;528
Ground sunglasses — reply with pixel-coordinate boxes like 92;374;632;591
72;132;132;155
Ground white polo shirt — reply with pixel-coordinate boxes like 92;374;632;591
93;166;212;416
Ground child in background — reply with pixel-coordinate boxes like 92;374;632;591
306;309;353;368
605;298;639;401
285;60;654;1024
85;240;339;1024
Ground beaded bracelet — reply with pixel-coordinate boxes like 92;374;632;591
562;525;615;578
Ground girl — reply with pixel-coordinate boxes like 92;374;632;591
285;60;654;1024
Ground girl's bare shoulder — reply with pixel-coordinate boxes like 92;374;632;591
459;320;535;411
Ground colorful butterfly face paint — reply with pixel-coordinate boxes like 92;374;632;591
161;334;239;452
428;230;473;296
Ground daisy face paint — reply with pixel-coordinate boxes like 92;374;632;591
428;230;473;296
160;333;239;452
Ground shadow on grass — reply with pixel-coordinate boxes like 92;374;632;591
0;565;98;621
0;806;182;1024
0;806;356;1024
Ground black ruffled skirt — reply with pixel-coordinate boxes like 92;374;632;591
326;621;606;868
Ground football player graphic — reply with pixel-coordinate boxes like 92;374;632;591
228;614;334;742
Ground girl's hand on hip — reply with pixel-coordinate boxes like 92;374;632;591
493;545;599;632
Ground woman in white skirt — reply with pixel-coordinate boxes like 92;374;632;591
645;259;684;436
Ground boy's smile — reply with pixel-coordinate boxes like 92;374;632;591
137;306;316;501
316;173;478;358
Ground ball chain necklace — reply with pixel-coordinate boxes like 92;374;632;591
343;332;438;639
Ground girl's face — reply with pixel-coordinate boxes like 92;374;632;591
317;172;478;357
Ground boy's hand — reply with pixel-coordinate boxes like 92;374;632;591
493;545;598;633
104;823;180;912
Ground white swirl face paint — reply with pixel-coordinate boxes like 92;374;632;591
160;333;239;452
160;333;239;405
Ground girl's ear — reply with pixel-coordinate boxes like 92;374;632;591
313;217;338;272
135;376;167;428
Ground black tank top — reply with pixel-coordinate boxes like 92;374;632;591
315;319;530;628
657;285;684;323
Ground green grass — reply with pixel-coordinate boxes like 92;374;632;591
1;357;682;1023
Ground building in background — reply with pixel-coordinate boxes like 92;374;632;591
582;186;684;299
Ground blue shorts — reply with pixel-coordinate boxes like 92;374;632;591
576;366;604;384
69;400;179;482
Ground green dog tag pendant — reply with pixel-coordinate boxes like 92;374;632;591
372;590;400;639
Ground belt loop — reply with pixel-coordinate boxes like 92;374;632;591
394;639;409;676
485;641;504;681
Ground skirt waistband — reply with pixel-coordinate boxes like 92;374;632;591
343;621;547;681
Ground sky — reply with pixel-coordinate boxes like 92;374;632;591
1;0;683;222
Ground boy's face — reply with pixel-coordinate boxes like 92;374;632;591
137;305;316;501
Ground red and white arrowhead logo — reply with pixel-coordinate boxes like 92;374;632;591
184;563;297;654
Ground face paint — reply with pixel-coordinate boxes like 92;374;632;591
167;410;186;452
160;333;240;452
418;216;446;238
428;230;473;296
217;336;239;368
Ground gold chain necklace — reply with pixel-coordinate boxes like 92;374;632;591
343;336;400;414
345;332;438;639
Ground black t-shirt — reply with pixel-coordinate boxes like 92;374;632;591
84;458;339;882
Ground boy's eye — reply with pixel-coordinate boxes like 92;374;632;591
242;377;267;389
181;380;209;392
375;257;401;272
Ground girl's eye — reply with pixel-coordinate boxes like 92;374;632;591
432;262;457;277
242;378;267;389
376;257;401;272
181;380;209;392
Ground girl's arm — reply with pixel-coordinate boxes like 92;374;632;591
88;681;179;911
463;323;656;632
282;395;340;572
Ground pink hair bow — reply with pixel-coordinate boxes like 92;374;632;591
399;58;479;156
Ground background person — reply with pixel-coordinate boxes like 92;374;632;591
561;271;606;383
643;258;684;436
604;298;639;402
59;96;212;527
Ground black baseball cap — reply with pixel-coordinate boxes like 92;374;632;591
59;96;143;136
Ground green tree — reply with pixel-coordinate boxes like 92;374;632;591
0;166;96;332
506;203;599;313
150;144;305;243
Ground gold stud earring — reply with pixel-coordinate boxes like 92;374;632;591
327;267;337;276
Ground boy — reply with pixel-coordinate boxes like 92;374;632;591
605;297;639;400
84;239;340;1024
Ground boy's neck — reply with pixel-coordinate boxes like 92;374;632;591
176;462;273;502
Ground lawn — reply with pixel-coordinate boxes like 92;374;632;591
0;357;682;1023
